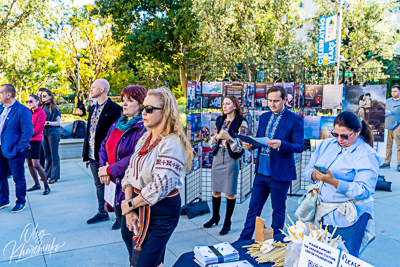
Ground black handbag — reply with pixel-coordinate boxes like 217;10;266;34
376;175;392;192
181;197;210;219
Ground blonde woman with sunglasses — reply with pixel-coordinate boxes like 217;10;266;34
121;87;192;267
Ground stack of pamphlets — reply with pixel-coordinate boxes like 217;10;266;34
194;242;240;267
209;260;253;267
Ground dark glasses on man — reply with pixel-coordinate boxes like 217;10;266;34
139;104;162;114
331;130;354;140
26;100;34;104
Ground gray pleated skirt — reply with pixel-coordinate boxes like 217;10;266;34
211;147;239;195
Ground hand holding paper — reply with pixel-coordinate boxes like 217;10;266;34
266;140;281;149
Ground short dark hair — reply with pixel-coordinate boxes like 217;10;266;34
392;85;400;91
267;86;286;100
1;84;16;98
365;93;371;97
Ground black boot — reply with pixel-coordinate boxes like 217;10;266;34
203;196;221;228
220;198;236;235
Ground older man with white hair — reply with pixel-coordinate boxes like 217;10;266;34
82;79;122;227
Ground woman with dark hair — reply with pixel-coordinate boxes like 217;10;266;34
97;85;147;234
25;94;50;195
74;90;86;116
40;89;61;184
304;111;379;257
203;96;248;235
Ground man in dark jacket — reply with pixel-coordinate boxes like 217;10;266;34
0;84;33;213
238;86;304;241
83;79;122;224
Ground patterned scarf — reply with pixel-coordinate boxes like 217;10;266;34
115;114;142;132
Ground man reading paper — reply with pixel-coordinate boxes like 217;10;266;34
238;86;304;241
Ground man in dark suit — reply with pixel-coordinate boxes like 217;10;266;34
83;79;122;225
0;84;33;213
238;86;304;241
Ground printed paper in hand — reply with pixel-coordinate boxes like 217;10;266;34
104;181;116;207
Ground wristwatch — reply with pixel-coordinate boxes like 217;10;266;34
128;199;136;210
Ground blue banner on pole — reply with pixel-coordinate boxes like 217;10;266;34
317;15;337;66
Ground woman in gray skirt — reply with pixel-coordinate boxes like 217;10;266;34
203;96;248;235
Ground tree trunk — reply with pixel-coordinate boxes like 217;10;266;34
179;63;187;97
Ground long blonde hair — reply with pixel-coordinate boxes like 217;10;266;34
147;87;193;170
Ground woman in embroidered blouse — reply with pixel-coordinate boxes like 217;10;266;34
203;96;248;236
121;87;193;267
304;111;380;257
97;85;146;235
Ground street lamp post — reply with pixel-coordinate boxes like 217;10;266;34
333;0;343;85
74;55;84;91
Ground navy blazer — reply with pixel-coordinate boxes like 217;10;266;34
255;109;304;182
0;101;33;159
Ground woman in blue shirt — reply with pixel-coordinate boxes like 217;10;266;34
304;111;380;257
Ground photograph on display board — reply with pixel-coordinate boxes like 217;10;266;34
241;149;253;168
294;83;302;108
187;113;201;143
201;112;220;168
283;82;295;109
304;116;322;139
187;81;201;110
322;84;343;109
304;85;323;108
202;82;222;95
202;95;222;109
243;111;254;137
243;83;254;108
320;116;335;140
201;112;220;141
224;82;244;105
255;83;270;107
190;143;202;173
343;85;386;142
254;111;267;135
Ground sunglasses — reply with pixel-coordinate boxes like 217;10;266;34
331;130;354;140
40;95;48;98
140;104;162;114
26;100;34;104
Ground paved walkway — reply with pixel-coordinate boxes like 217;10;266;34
0;156;399;267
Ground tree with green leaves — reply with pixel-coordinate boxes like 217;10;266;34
58;4;123;92
192;0;305;82
2;37;66;101
309;0;400;74
0;0;52;71
96;0;202;96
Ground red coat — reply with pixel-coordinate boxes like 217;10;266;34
30;107;46;142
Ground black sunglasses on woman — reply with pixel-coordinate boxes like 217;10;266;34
139;104;162;114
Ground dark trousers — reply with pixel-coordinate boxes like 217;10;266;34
0;148;26;205
89;159;106;214
42;132;60;181
115;205;135;262
239;174;291;241
131;192;181;267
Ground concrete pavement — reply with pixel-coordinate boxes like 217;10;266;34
0;155;399;267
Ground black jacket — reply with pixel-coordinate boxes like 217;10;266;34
82;98;122;162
